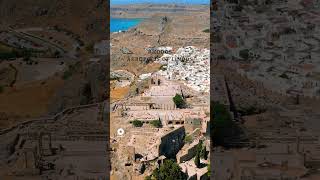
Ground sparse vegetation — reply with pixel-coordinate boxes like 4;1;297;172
184;135;193;144
279;73;289;79
238;106;266;116
9;64;18;87
202;28;210;33
54;50;61;58
239;49;250;60
80;83;92;105
85;43;94;53
110;76;120;81
145;176;152;180
0;45;44;61
62;69;73;80
0;44;17;60
62;64;78;80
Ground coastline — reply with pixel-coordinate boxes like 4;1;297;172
110;17;144;33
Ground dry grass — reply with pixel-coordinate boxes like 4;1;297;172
0;77;64;129
110;86;130;102
0;43;13;53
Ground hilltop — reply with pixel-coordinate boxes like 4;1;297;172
0;0;108;129
111;3;209;18
0;0;108;42
110;3;210;73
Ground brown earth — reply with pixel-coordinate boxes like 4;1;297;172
0;77;64;129
0;0;107;42
110;86;130;102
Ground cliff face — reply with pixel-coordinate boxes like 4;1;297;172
0;0;108;41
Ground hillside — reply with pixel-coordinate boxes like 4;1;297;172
0;0;108;42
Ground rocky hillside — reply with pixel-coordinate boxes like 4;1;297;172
0;0;108;42
110;4;209;18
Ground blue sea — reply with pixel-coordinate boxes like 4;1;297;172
110;18;143;32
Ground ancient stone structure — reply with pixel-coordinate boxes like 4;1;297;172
159;126;185;158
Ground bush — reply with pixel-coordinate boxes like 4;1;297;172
62;70;72;80
202;29;210;33
173;94;186;109
132;120;143;127
0;52;18;60
150;119;162;128
149;160;187;180
200;145;208;160
211;103;234;147
184;135;193;144
54;50;61;58
239;49;249;60
0;85;4;93
279;73;289;79
213;103;232;126
194;153;200;168
85;43;94;53
144;176;152;180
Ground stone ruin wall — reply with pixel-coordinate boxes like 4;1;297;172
159;126;185;158
213;60;320;107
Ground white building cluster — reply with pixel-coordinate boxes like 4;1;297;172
155;46;210;93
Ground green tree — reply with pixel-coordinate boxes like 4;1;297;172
212;103;232;128
184;135;192;144
132;120;143;127
144;176;152;180
200;145;208;160
150;119;162;128
211;103;234;147
194;153;200;168
173;94;186;109
150;160;187;180
194;141;203;168
197;140;203;153
239;49;249;60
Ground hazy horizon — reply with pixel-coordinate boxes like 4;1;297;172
111;0;210;5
